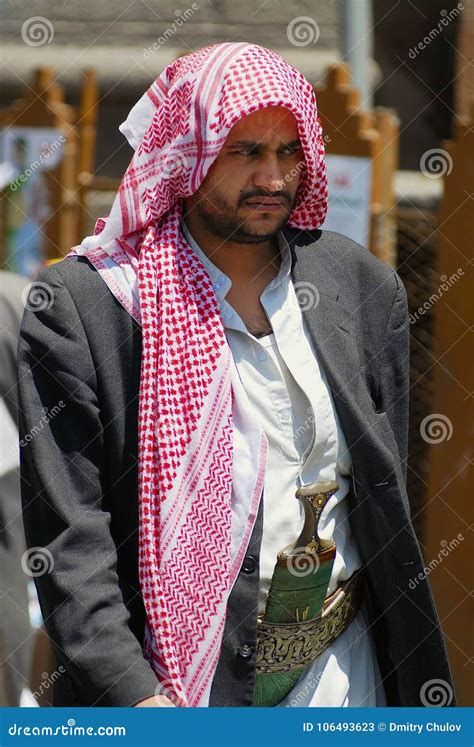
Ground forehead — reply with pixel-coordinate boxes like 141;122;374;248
226;105;299;143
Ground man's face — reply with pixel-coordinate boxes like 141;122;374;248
183;106;304;243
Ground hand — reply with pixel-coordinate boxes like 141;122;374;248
134;694;176;707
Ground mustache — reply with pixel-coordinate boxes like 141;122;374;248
238;190;292;206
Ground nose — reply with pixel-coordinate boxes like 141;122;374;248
252;152;285;192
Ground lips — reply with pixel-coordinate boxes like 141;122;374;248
245;197;285;206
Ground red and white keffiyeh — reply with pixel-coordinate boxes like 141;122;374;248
67;42;328;707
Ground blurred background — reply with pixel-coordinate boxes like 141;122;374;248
0;0;472;708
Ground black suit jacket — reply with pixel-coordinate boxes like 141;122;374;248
17;228;456;707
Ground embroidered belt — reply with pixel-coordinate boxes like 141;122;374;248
255;567;364;674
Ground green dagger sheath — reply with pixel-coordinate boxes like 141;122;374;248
253;480;338;707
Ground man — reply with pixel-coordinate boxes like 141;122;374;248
17;42;455;708
0;271;33;706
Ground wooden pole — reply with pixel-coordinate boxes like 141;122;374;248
425;101;474;706
0;68;76;267
315;63;398;261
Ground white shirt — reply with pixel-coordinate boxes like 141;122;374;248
181;221;387;707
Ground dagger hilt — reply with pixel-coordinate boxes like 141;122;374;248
278;480;339;561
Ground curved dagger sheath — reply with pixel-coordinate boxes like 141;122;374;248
253;480;339;706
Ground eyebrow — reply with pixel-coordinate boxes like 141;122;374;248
227;139;301;148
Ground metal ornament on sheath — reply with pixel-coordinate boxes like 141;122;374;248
253;480;338;707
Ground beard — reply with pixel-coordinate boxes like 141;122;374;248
189;187;296;244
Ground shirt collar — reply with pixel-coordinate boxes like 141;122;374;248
181;219;292;303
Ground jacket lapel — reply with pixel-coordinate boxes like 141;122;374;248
284;228;402;497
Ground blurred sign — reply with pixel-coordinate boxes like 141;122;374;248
322;154;372;247
0;126;64;277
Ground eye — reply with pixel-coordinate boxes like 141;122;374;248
279;145;300;156
234;148;258;157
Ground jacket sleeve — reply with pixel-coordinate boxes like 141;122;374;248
17;265;158;707
375;271;410;491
